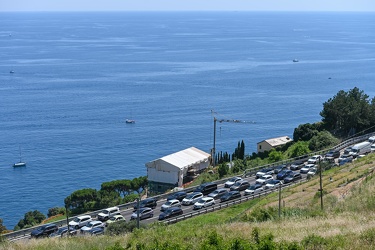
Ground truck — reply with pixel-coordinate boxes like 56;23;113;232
350;141;372;158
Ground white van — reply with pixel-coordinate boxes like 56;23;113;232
368;136;375;143
97;206;120;221
351;141;372;158
68;215;92;229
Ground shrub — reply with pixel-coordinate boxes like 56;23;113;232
301;234;328;250
47;207;65;217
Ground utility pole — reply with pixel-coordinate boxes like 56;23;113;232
278;183;281;218
319;158;324;210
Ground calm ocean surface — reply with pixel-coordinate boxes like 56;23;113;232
0;11;374;229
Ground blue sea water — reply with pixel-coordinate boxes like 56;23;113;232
0;11;374;229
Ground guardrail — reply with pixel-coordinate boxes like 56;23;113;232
3;132;374;241
163;178;308;225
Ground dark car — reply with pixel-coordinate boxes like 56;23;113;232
89;227;105;236
325;150;340;159
194;182;218;195
31;224;58;238
167;191;187;201
49;226;77;238
273;164;288;174
283;172;302;184
230;180;250;191
207;188;228;200
158;207;183;221
290;161;304;171
276;170;293;180
220;191;241;202
133;198;157;210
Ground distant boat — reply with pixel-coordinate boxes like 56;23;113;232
13;146;26;167
293;59;299;62
10;70;14;73
126;119;135;124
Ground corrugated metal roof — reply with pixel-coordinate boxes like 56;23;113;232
160;147;210;170
261;136;292;147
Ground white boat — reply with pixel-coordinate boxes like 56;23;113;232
293;59;299;62
126;119;135;124
13;146;26;167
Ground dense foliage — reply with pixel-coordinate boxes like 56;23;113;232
0;218;6;234
320;87;375;137
64;176;147;215
14;210;46;231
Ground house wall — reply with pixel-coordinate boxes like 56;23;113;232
257;141;273;153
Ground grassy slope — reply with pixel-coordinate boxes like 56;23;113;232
3;155;375;250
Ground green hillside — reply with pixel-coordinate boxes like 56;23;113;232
2;154;375;250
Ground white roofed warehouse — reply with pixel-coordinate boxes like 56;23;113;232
257;136;292;153
146;147;211;194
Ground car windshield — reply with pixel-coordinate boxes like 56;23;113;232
164;201;173;206
108;217;116;221
233;182;241;187
101;210;109;215
186;194;195;199
269;180;279;184
73;218;80;222
228;177;237;182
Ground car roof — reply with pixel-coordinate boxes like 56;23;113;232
201;197;213;201
138;207;152;212
167;199;180;202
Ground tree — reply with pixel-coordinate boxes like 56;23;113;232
293;123;320;142
320;87;373;136
47;207;65;217
268;149;283;163
309;131;340;151
65;188;99;214
287;141;310;158
14;210;46;230
218;163;229;178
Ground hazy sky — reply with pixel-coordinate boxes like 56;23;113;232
1;0;375;12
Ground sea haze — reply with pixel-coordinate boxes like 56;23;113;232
0;11;374;229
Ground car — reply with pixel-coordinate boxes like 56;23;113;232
256;168;274;178
220;191;241;202
160;199;181;211
344;147;353;155
255;174;273;185
30;223;58;238
49;226;76;238
325;150;340;159
97;206;121;221
181;192;203;205
264;179;282;190
230;180;250;191
300;164;316;174
244;184;264;195
133;198;157;210
371;144;375;152
207;188;228;200
105;215;125;226
167;191;187;201
194;182;217;195
224;177;243;188
68;215;92;229
290;161;304;171
307;167;318;178
338;154;353;164
273;164;288;174
130;207;154;220
80;221;105;234
158;207;183;221
283;172;302;184
89;227;105;236
307;155;322;164
193;197;215;209
276;169;293;180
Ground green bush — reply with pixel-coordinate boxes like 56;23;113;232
301;234;327;250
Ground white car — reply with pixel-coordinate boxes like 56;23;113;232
307;155;322;164
224;177;242;188
182;192;203;205
244;184;263;195
371;144;375;152
160;199;181;211
68;215;92;229
300;164;316;174
193;197;215;209
256;174;273;185
264;179;282;190
80;220;104;233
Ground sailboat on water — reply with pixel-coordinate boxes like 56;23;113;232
13;146;26;167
